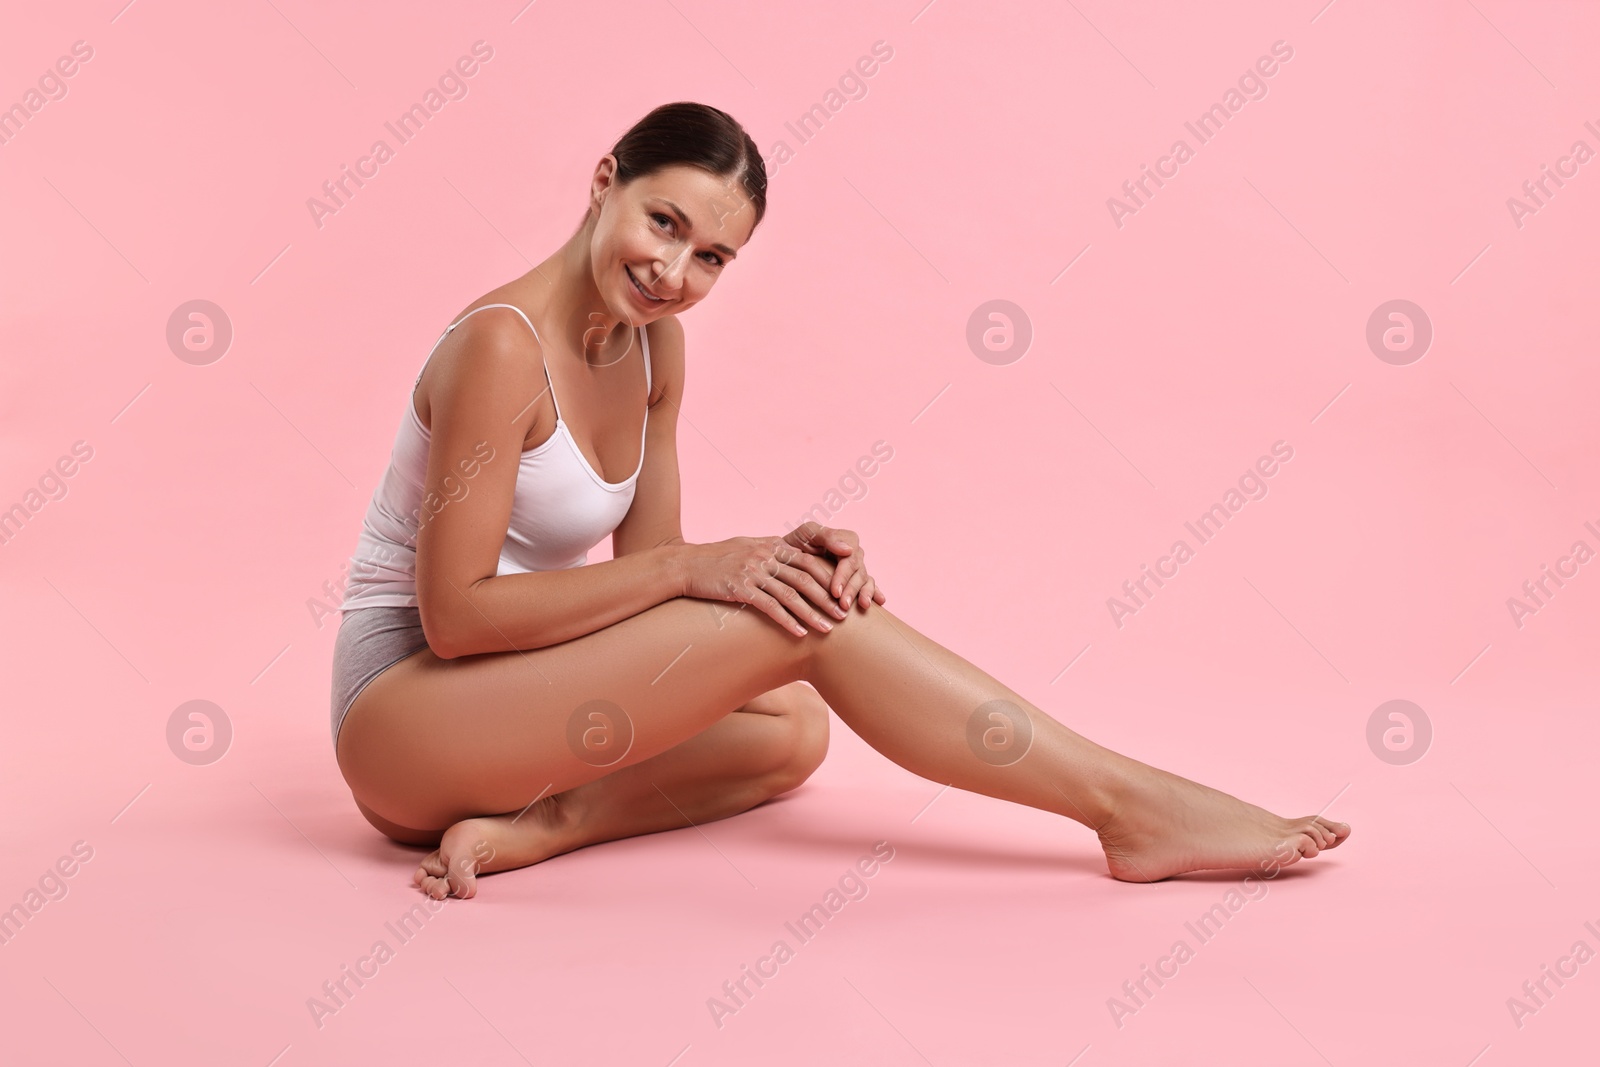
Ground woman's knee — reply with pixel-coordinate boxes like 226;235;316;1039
767;684;830;795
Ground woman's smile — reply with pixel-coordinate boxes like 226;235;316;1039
625;265;666;304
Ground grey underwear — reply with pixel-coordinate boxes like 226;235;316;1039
330;605;430;749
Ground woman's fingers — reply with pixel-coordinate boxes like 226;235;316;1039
839;564;867;609
784;521;832;555
782;554;850;613
771;565;846;626
733;540;845;634
766;532;875;620
834;543;877;611
738;548;880;632
748;585;808;636
783;549;834;587
774;563;851;620
830;555;859;603
776;527;865;608
816;528;865;606
758;572;838;633
787;523;857;560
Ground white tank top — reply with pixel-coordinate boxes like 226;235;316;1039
339;303;652;612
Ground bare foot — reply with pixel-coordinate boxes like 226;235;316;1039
1096;764;1350;883
413;793;577;900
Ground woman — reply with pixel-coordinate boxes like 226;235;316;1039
331;101;1350;900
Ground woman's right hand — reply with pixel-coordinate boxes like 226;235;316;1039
676;536;851;636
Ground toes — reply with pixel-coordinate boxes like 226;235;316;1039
1291;831;1320;860
410;822;502;900
1296;817;1347;850
412;848;475;899
446;867;477;899
415;866;449;899
1290;820;1326;849
442;849;481;899
1307;816;1349;848
414;852;445;888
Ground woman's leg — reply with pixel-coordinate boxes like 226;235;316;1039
335;594;816;831
336;595;1349;896
800;604;1350;882
411;682;830;898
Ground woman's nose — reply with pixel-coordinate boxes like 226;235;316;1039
652;247;691;288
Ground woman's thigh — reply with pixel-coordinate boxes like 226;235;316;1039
348;684;828;845
334;595;814;829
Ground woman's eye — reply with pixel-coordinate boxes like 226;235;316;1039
652;212;720;265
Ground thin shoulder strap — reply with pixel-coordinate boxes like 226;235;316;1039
639;323;653;394
417;302;560;421
461;301;542;344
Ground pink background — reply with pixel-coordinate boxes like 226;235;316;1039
3;0;1598;1063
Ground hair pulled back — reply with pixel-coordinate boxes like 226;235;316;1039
594;101;767;233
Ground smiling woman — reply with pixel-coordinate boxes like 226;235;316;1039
571;104;758;326
328;100;1349;903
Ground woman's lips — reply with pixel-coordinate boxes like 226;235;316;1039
626;266;665;303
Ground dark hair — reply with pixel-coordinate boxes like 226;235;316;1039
596;101;767;234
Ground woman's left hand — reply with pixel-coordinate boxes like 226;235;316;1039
783;522;886;612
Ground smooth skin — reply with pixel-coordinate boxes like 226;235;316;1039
334;156;1350;900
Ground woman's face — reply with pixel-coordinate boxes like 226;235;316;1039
590;160;756;321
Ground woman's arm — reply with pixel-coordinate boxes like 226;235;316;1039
412;310;686;660
611;315;687;559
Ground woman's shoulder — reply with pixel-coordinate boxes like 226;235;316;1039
415;298;545;432
449;291;544;348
